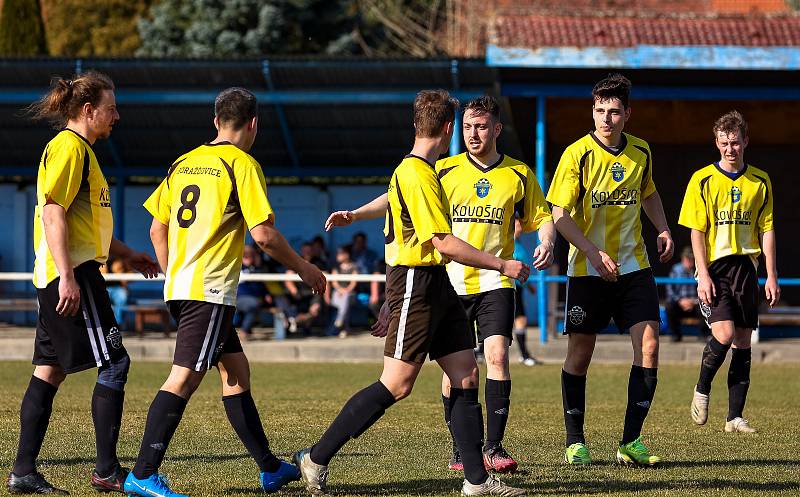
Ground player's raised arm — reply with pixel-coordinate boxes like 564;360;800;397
324;192;389;231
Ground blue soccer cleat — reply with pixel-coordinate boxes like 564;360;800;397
124;472;188;497
260;460;301;493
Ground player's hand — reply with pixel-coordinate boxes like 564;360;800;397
126;251;161;279
696;273;716;307
500;260;530;283
587;249;619;282
657;230;674;263
764;276;781;308
532;241;554;270
298;262;327;295
324;211;355;231
370;300;390;338
56;272;81;316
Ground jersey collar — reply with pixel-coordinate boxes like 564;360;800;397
467;152;504;173
205;141;233;147
405;153;435;169
589;131;627;157
714;161;748;180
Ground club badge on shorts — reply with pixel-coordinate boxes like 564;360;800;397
106;327;123;349
568;306;586;326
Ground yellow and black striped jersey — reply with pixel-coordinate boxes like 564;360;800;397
437;153;551;295
547;132;657;277
144;142;274;305
679;163;773;266
33;129;113;288
384;154;451;267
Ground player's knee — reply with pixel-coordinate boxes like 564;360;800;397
484;349;509;373
387;381;414;401
641;337;659;360
97;353;130;391
732;333;752;349
35;365;66;387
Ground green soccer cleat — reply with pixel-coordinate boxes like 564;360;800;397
616;436;661;467
564;443;591;465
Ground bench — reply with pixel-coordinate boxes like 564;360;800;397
124;299;172;337
0;298;38;312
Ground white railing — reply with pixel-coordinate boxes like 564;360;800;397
0;272;385;283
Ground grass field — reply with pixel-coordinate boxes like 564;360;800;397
0;360;798;496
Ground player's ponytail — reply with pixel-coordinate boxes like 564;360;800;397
27;71;114;128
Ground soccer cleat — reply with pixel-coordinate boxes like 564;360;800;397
461;474;526;496
483;445;518;473
564;443;591;465
123;472;187;497
691;387;710;425
519;357;539;366
91;466;128;493
448;449;464;471
7;472;69;495
725;417;757;433
616;436;661;467
260;460;301;493
292;448;328;496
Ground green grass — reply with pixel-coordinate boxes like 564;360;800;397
1;361;799;496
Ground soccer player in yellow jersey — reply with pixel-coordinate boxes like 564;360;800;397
547;74;673;467
125;88;326;497
681;111;779;434
326;96;555;474
8;72;159;495
294;90;529;497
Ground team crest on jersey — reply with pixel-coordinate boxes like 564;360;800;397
568;306;586;325
474;178;492;198
106;327;123;349
730;186;742;204
610;162;626;182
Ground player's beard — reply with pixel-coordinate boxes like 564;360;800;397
468;138;493;159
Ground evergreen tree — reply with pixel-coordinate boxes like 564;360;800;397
0;0;48;56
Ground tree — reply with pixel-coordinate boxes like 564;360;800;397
42;0;151;56
0;0;48;56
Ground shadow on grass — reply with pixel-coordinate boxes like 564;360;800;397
658;458;798;468
40;451;376;467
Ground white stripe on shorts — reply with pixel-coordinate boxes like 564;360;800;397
81;301;103;367
83;281;110;360
393;268;415;360
195;305;221;372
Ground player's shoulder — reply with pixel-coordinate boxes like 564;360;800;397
47;129;87;155
562;133;595;157
435;152;467;172
624;133;651;151
689;163;717;181
499;154;531;172
746;164;770;181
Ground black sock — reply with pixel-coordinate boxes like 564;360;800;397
697;337;730;395
223;390;281;473
132;390;188;479
621;366;658;445
92;383;125;476
485;379;511;449
561;370;586;446
450;388;488;485
442;394;457;452
310;382;395;466
727;348;751;421
514;328;529;359
13;376;58;476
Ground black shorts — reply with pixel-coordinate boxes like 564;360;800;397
459;288;516;343
700;255;758;329
383;265;474;364
33;261;127;374
169;300;243;372
564;268;660;334
514;287;525;319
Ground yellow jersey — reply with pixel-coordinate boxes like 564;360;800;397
144;142;274;305
384;154;452;267
33;130;113;288
547;132;657;277
678;163;773;266
437;153;551;295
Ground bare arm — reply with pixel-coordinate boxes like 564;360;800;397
325;193;389;231
531;220;556;270
149;219;169;274
430;233;529;282
250;221;326;294
641;191;674;263
551;205;618;281
112;237;160;278
691;228;715;307
760;229;780;307
42;202;80;316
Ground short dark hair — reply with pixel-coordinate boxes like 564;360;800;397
713;110;748;139
214;87;257;129
413;89;459;138
592;73;632;108
464;96;500;121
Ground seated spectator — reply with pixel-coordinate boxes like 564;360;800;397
103;257;129;328
285;242;328;335
310;235;331;270
234;244;269;340
666;246;710;342
329;244;359;337
351;231;377;275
